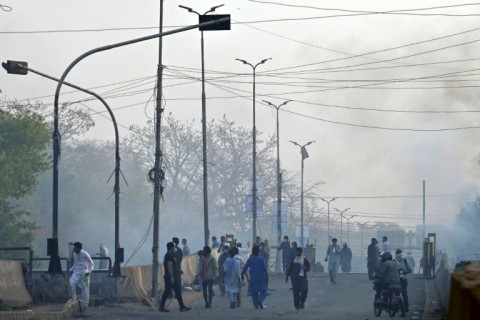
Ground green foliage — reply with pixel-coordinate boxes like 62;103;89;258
0;108;50;248
0;111;50;200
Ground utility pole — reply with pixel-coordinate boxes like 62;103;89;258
151;0;164;298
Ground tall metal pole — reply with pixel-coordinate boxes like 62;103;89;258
179;4;224;247
321;197;337;246
14;63;122;276
334;207;350;245
343;214;356;245
46;4;228;288
152;0;164;298
357;221;369;272
236;58;271;242
423;180;426;242
290;140;315;247
263;100;290;247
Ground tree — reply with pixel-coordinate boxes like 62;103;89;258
453;197;480;260
0;107;50;248
125;115;324;242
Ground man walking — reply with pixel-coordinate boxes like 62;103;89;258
367;238;380;280
242;244;268;309
340;243;352;273
286;247;310;310
159;242;190;313
395;249;412;313
196;246;218;308
223;247;241;308
277;236;291;272
69;242;94;313
325;238;341;284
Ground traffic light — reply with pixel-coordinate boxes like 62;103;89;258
2;60;28;75
199;14;230;31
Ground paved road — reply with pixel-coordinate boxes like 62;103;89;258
73;273;425;319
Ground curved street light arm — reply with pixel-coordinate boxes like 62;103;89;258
206;4;224;14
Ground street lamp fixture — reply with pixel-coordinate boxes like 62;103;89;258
333;207;350;245
236;57;271;242
356;221;370;272
320;197;338;245
179;3;226;247
290;140;315;247
342;214;357;245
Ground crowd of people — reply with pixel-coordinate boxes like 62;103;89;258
156;234;358;312
67;233;414;314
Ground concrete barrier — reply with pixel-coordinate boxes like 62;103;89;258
118;254;199;300
0;260;32;307
447;260;480;320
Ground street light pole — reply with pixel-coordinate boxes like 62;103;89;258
179;3;224;247
334;207;350;245
320;197;338;245
236;58;271;243
357;221;369;272
44;16;229;294
263;99;290;247
343;214;357;245
3;60;122;276
290;140;315;247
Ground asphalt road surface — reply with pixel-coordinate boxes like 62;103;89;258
73;273;425;320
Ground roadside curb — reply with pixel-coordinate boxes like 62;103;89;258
423;278;445;320
0;299;78;320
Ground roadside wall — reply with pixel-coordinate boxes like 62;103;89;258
0;260;32;307
434;253;451;314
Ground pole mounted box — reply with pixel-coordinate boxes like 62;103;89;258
2;60;28;75
199;14;231;31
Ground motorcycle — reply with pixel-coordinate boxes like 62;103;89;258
373;284;405;317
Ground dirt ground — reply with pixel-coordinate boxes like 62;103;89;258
67;272;425;320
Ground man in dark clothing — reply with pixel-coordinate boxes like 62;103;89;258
172;237;183;270
277;236;291;272
367;238;380;280
159;242;190;313
340;243;352;273
286;247;310;310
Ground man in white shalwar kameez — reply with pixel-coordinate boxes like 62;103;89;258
223;247;241;308
69;242;94;311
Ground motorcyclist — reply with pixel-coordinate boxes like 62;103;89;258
373;252;400;302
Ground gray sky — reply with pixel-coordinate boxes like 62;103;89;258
2;0;480;233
